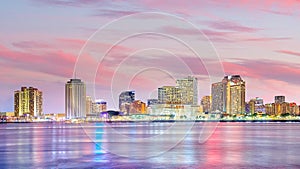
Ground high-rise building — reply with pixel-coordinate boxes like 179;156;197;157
119;91;135;114
14;87;43;117
92;99;107;114
158;86;182;104
275;96;285;104
247;99;255;114
248;97;265;114
147;99;159;106
201;96;211;113
211;75;245;114
266;97;294;116
224;75;246;114
265;103;275;115
211;82;225;113
289;102;299;116
254;97;265;113
130;100;146;114
245;101;255;114
176;76;198;105
65;79;86;119
275;102;289;115
86;96;93;115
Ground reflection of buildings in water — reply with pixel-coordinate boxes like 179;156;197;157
202;125;222;167
32;124;45;165
93;123;108;162
51;124;68;160
218;124;244;166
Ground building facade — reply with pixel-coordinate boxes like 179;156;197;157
289;102;299;116
119;91;135;114
275;96;285;104
130;100;146;114
247;97;265;114
201;96;211;113
92;100;107;114
176;76;198;105
86;96;93;115
65;79;86;119
211;82;225;113
14;87;43;117
265;103;275;115
211;75;245;114
147;99;159;107
158;86;182;104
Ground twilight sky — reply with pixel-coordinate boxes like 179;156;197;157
1;0;300;113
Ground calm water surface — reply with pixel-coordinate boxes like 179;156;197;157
0;122;300;168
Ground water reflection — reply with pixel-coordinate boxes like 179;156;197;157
0;122;300;168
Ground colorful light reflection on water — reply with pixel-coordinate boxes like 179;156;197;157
0;122;300;168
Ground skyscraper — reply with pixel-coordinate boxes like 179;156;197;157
119;91;135;114
86;96;93;115
246;100;255;114
211;82;225;113
211;75;245;114
14;87;43;117
176;76;198;105
147;99;159;106
130;100;146;114
275;96;285;104
289;102;299;116
158;86;182;104
201;96;211;113
247;97;265;114
92;99;107;114
65;79;86;119
223;75;246;114
265;103;275;115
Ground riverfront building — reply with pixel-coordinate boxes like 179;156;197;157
211;75;245;114
65;79;86;119
176;76;198;105
14;87;43;117
119;91;135;114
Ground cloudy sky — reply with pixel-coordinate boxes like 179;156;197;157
1;0;300;113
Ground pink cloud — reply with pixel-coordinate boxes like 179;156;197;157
276;50;300;57
92;9;139;18
160;26;202;36
31;0;300;20
12;41;50;49
0;44;76;78
222;59;300;85
159;26;233;43
204;21;261;33
56;38;86;47
32;0;106;7
243;37;291;42
159;25;290;44
212;0;300;11
221;59;300;103
261;9;294;16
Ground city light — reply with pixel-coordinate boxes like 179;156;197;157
2;75;300;122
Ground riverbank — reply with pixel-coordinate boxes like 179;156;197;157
2;119;300;123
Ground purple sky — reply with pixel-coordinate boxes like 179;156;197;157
1;0;300;113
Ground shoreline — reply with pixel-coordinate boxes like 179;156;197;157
1;119;300;123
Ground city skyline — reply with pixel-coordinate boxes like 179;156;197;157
4;74;300;114
1;2;300;168
1;1;300;113
9;75;300;116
